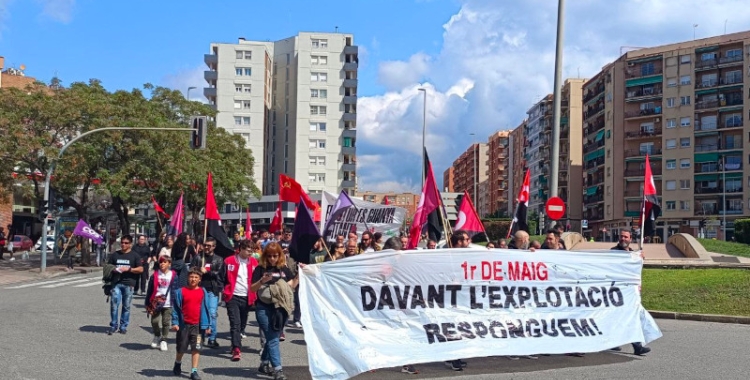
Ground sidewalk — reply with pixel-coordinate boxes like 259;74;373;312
573;241;750;267
0;251;101;286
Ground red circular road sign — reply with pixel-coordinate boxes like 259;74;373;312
545;197;566;221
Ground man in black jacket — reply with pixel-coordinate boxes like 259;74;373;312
132;235;152;296
191;237;224;348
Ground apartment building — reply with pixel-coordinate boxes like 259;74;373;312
525;95;554;218
560;79;586;232
447;143;489;216
443;166;455;193
203;32;359;196
358;191;420;221
508;121;526;216
486;130;511;217
582;31;750;241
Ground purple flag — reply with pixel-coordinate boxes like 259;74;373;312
168;193;184;236
290;201;321;264
323;190;356;240
72;219;104;244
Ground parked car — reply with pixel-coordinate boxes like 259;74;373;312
12;235;34;251
34;236;56;252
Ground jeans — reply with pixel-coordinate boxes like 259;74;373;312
293;287;301;322
226;296;250;350
203;292;219;341
151;307;172;339
110;283;134;331
256;301;285;369
134;260;149;293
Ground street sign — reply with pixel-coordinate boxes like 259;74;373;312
545;197;566;220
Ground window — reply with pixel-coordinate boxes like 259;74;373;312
235;67;251;76
641;63;655;76
242;117;250;125
680;55;691;63
242;101;251;109
309;157;316;165
234;100;242;109
310;105;327;115
666;159;676;169
310;72;328;82
680;201;690;211
725;70;742;84
311;38;328;48
234;116;242;125
726;49;742;58
680;180;690;189
680;75;691;85
680;158;691;169
309;122;327;131
311;55;328;65
309;174;316;182
666;57;677;66
680;117;691;127
243;84;252;93
308;139;326;149
666;97;676;108
701;52;717;61
244;51;252;60
666;180;676;190
666;138;677;149
235;68;242;76
235;85;243;93
680;137;691;148
236;50;251;59
667;77;677;87
680;96;690;105
666;118;677;128
666;201;676;210
236;51;243;59
726;113;742;128
310;89;327;98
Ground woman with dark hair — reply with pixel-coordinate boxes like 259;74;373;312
170;233;197;287
250;242;296;380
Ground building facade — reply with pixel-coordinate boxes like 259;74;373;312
486;130;511;217
443;166;455;193
204;32;359;196
447;143;489;216
357;191;420;221
560;79;586;232
582;31;750;242
508;121;527;217
525;95;554;219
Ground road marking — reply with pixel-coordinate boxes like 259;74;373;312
73;280;105;287
40;277;100;288
4;275;87;289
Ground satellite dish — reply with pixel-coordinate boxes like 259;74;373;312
19;64;26;71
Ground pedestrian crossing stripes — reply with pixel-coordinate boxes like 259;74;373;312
4;275;102;290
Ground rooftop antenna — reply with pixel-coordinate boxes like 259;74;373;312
335;26;339;33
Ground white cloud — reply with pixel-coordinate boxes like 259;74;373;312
161;65;207;102
36;0;75;23
357;0;750;192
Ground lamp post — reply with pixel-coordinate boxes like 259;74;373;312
187;86;197;101
693;24;699;40
418;88;427;190
469;133;478;209
549;0;565;230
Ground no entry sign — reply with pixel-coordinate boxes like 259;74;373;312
545;197;566;220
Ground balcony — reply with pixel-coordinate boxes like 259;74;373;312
624;107;661;119
342;162;356;171
625;148;661;157
696;98;743;111
343;113;356;122
624;167;662;176
584;194;604;204
344;45;358;55
342;128;356;138
625;87;663;101
694;162;742;173
343;78;358;88
625;128;662;139
585;157;605;169
341;179;356;189
694;205;744;216
584;104;605;119
204;54;217;66
203;87;216;98
343;61;358;71
694;141;742;152
719;55;743;65
343;95;357;105
583;84;605;103
204;70;217;81
626;67;663;79
720;120;743;129
583;140;605;151
342;146;356;155
624;189;643;197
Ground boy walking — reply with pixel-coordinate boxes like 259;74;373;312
145;255;177;351
171;269;213;380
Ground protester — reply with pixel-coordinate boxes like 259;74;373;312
325;242;346;261
530;240;542;249
344;239;358;257
382;237;401;250
250;242;296;380
359;231;380;253
399;235;409;249
486;242;495;249
309;240;327;263
373;232;384;249
107;235;143;335
220;239;259;362
133;235;152;296
508;231;530;250
171;233;195;288
540;230;564;250
426;239;437;249
159;235;175;258
497;239;508;248
171;269;213;380
57;229;79;271
190;237;224;349
146;255;177;351
554;223;567;249
610;230;652;356
0;226;5;260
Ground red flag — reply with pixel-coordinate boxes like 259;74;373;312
245;207;253;239
205;172;221;221
279;174;317;210
408;159;441;249
205;172;233;257
269;202;283;234
642;155;661;237
455;190;486;237
151;196;170;219
383;196;391;205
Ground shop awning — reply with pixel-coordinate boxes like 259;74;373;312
594;130;605;142
695;89;717;96
626;75;663;87
586;186;599;196
627;55;663;64
585;148;604;162
694;174;718;182
695;46;719;53
694;153;719;163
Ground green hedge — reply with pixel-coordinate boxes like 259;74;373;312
733;219;750;244
481;220;512;242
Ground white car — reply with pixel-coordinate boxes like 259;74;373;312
34;236;56;251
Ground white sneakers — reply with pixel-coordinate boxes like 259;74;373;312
294;321;302;329
160;340;168;351
151;336;160;349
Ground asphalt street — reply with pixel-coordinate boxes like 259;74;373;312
1;273;749;380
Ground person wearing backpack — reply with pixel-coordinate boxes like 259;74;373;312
146;255;178;351
106;235;143;335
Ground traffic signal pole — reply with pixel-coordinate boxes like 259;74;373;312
40;125;202;272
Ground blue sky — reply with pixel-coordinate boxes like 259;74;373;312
2;0;749;193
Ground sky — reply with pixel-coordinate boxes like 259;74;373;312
2;0;749;194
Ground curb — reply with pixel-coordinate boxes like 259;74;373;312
649;310;750;325
644;262;750;269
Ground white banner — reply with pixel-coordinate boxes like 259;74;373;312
300;248;662;380
319;191;406;241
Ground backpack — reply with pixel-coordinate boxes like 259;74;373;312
102;263;116;297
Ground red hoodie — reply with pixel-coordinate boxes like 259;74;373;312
222;254;258;305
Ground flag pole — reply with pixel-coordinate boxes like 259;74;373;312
319;237;334;261
639;196;646;251
202;206;208;267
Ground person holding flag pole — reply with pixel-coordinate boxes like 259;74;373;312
507;169;531;239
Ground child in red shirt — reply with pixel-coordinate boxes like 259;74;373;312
171;269;212;380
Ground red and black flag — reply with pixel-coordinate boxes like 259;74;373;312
642;155;661;238
205;172;234;258
511;169;531;235
409;148;443;249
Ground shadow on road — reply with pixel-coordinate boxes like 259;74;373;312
137;369;178;378
203;366;270;379
120;342;153;351
289;339;306;346
79;325;111;334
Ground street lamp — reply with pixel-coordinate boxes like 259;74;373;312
187;86;197;100
693;24;699;40
418;88;427;189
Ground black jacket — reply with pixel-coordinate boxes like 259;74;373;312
191;253;224;296
133;243;151;261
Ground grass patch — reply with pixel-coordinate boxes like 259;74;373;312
697;238;750;258
642;268;750;316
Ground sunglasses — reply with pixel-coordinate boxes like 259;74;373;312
121;241;132;245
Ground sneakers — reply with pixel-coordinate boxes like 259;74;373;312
401;365;419;374
273;369;287;380
160;340;168;351
240;332;248;339
279;333;286;342
231;348;241;361
190;371;202;380
206;340;219;348
172;362;181;376
444;360;463;371
118;329;127;335
151;336;160;349
258;362;273;375
294;321;303;329
107;328;117;336
633;345;651;356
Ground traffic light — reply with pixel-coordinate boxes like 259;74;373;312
190;116;207;149
37;199;49;221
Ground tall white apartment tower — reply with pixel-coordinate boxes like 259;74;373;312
204;32;359;196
